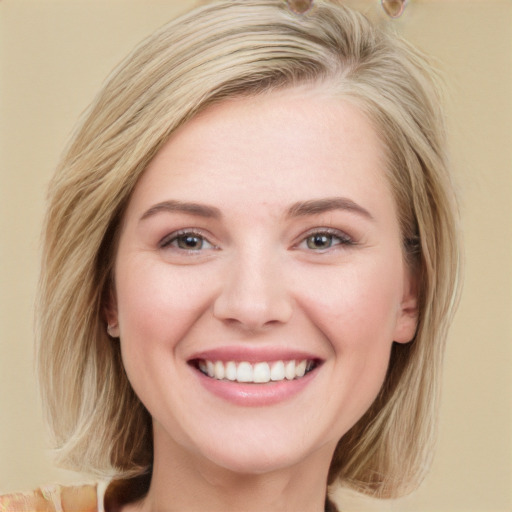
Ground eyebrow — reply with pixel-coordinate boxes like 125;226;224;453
286;197;374;221
139;196;373;223
139;200;222;222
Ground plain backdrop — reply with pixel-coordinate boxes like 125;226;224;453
0;1;511;511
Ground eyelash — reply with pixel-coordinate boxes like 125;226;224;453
159;230;216;252
295;228;355;251
159;228;354;253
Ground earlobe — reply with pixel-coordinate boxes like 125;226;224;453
107;322;120;338
393;272;420;344
394;296;419;344
104;285;120;338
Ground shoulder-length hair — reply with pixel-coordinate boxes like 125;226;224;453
37;0;461;499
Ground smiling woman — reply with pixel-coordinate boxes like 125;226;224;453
0;1;461;511
106;92;419;492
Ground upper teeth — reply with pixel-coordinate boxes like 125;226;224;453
198;359;314;383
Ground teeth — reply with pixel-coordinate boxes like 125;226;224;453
285;360;296;380
225;361;237;381
237;362;253;382
253;362;270;383
270;361;285;381
214;361;225;380
295;360;307;377
197;359;315;383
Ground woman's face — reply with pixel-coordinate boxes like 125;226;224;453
108;87;418;475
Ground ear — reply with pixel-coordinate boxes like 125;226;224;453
393;268;419;344
103;284;120;338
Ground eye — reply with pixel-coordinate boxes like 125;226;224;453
298;229;354;251
160;231;216;251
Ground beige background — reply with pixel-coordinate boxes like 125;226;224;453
0;1;510;510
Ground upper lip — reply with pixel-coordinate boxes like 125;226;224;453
188;346;322;364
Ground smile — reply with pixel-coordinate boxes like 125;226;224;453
195;359;318;383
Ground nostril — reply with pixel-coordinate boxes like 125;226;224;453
212;259;293;329
213;300;293;331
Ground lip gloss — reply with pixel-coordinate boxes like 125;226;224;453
192;364;319;407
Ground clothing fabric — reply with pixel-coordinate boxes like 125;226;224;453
0;483;339;511
0;484;104;512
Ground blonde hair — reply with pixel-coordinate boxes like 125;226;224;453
38;0;461;499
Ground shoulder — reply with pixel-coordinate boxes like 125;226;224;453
0;483;99;511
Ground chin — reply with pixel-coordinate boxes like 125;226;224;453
205;447;311;476
189;425;336;477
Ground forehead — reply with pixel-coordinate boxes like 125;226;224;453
125;86;395;222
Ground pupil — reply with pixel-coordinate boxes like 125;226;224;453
180;235;202;249
309;234;331;249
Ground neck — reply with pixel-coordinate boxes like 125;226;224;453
126;428;335;512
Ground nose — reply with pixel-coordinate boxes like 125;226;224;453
213;250;293;331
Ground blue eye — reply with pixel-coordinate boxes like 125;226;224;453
161;231;215;251
300;230;353;251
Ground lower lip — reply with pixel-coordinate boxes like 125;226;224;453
194;368;318;407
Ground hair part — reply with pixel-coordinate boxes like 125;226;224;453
37;0;461;499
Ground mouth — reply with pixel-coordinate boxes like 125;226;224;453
190;358;320;384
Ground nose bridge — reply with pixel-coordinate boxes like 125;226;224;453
213;242;292;329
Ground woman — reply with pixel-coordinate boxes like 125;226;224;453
1;1;460;510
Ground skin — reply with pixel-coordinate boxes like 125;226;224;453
106;86;418;512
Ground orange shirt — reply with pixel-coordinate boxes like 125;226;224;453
0;484;100;512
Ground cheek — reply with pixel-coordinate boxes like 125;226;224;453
296;259;403;349
114;259;215;367
114;259;220;427
292;257;403;412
